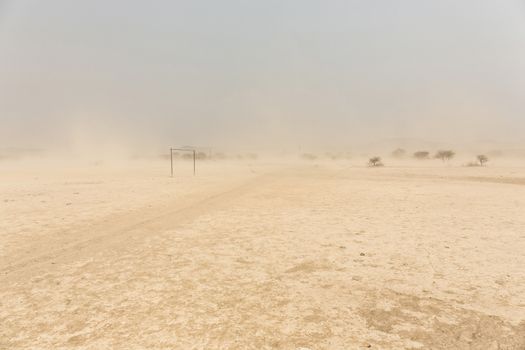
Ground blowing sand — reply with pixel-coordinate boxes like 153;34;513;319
1;159;525;349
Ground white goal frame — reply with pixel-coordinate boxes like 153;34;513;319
170;147;196;177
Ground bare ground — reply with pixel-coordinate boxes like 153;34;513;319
1;161;524;349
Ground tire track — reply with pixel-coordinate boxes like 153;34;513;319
0;169;287;281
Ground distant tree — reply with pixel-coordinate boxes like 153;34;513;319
368;156;384;167
434;150;455;162
391;148;406;158
413;151;430;160
477;154;488;166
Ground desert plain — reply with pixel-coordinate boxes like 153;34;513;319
1;157;525;349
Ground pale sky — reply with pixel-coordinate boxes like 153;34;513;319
1;0;524;151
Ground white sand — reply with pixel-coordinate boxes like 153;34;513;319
1;159;524;349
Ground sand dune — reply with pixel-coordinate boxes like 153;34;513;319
1;160;525;349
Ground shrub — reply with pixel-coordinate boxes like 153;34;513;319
477;155;488;166
391;148;406;158
368;157;384;167
413;151;430;160
434;150;455;162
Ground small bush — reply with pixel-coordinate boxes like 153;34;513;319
368;157;384;167
435;150;455;162
391;148;406;158
413;151;430;160
477;155;488;166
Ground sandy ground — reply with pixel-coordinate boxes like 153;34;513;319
1;159;525;349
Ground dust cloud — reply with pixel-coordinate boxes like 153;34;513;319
1;0;524;162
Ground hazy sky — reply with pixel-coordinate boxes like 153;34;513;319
1;0;524;152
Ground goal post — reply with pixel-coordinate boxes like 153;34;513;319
170;147;196;177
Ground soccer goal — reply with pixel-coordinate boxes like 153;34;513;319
169;147;196;177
